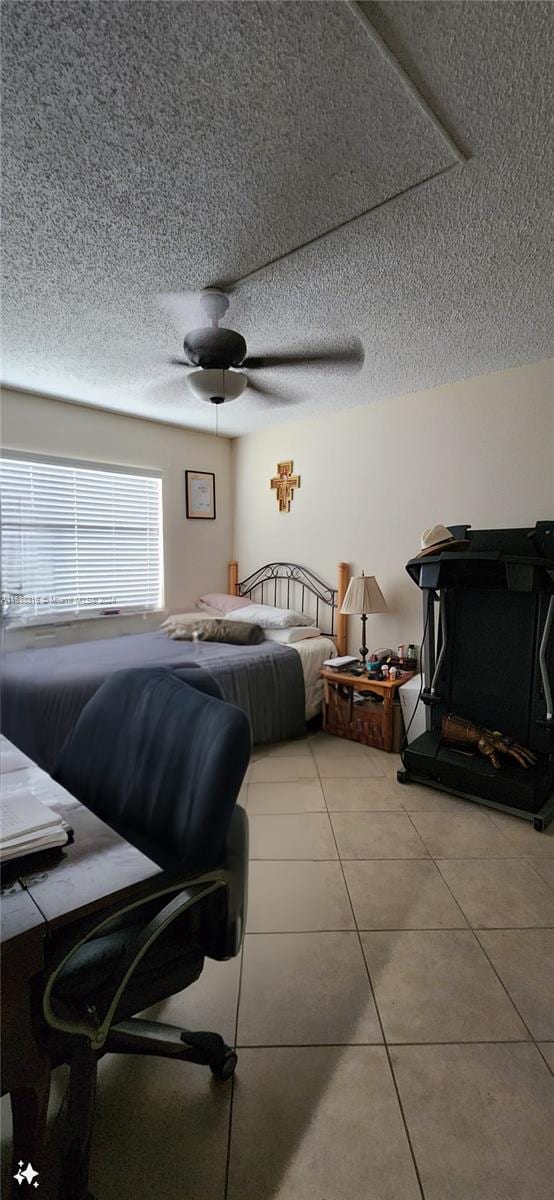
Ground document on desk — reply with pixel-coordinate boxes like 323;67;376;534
0;788;69;862
0;736;36;775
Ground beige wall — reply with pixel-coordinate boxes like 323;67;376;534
1;389;233;644
233;359;554;655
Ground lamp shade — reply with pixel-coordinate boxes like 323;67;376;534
340;573;387;615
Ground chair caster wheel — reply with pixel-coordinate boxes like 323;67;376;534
397;769;408;784
211;1049;237;1081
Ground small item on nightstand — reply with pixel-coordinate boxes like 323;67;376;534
381;665;389;680
370;648;394;666
389;666;398;680
346;663;366;677
323;655;359;670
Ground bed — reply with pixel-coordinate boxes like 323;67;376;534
2;561;350;771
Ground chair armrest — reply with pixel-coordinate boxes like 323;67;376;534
43;804;248;1046
43;879;223;1045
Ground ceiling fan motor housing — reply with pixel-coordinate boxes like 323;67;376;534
183;326;247;369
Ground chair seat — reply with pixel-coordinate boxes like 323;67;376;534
54;917;205;1024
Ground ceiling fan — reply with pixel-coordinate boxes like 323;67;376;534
163;288;364;406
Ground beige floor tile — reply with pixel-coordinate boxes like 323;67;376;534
400;784;476;813
370;750;403;773
527;859;554;888
344;860;467;929
247;860;354;932
89;1052;230;1200
322;777;405;811
436;858;554;928
246;781;325;814
141;953;242;1046
249;813;337;859
227;1046;421;1200
314;754;385;779
391;1043;554;1200
262;738;314;757
477;929;554;1039
330;811;429;859
309;731;375;755
488;811;554;857
308;730;342;744
237;932;382;1045
410;808;516;857
248;756;317;783
538;1043;554;1072
361;929;527;1043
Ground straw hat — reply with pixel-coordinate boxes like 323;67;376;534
416;524;469;557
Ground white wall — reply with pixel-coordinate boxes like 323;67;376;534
233;359;554;655
1;389;233;645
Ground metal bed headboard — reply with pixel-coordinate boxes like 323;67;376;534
237;562;337;638
228;560;350;655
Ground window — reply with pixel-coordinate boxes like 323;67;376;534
1;453;163;622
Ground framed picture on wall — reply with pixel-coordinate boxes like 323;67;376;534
185;470;216;519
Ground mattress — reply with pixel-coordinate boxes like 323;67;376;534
1;621;338;771
1;632;307;770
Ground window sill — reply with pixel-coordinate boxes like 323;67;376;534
4;608;167;631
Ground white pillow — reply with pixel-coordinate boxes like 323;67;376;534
264;626;321;644
161;608;221;631
197;593;253;614
230;603;313;629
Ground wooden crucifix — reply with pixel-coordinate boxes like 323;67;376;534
270;460;301;512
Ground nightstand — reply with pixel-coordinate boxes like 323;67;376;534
320;668;415;752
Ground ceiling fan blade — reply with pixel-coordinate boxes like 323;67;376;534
168;356;193;367
243;339;364;372
246;377;303;406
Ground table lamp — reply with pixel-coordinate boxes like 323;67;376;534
340;571;387;665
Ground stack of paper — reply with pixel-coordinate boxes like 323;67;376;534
0;735;36;775
1;789;69;863
323;655;359;670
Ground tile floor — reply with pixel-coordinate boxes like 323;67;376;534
2;732;553;1199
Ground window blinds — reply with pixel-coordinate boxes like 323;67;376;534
1;455;163;621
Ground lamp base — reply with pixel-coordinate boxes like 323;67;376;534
359;613;368;666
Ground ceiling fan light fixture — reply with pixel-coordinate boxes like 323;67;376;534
186;368;247;404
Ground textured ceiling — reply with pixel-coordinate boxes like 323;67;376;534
1;1;553;436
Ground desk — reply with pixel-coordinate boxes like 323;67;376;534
1;738;164;1194
321;669;415;752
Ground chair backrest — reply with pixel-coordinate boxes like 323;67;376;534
53;667;251;874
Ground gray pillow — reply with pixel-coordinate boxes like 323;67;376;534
168;618;264;646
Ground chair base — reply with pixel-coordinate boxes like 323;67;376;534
107;1017;238;1079
58;1019;237;1200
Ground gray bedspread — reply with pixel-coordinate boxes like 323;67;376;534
1;632;306;771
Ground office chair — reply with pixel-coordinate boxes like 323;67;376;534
46;667;251;1200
